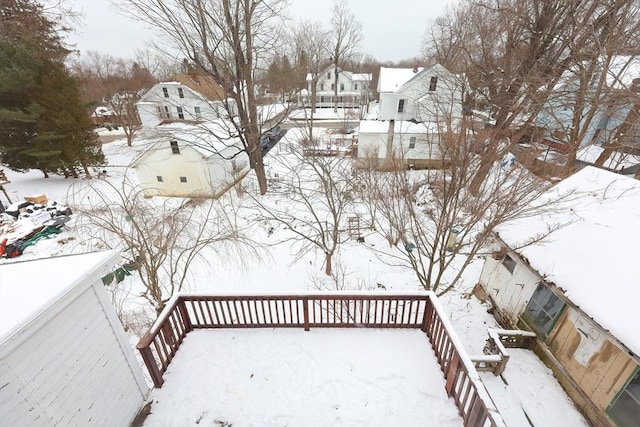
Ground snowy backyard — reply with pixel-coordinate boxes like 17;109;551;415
0;127;590;427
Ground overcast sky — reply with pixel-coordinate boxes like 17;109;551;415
65;0;453;63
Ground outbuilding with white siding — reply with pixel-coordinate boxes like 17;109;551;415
0;251;149;426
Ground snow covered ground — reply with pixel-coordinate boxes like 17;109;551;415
143;329;464;427
0;127;589;426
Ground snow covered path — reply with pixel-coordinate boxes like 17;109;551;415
142;329;464;427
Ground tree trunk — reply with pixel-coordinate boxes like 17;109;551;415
325;251;333;275
42;170;49;178
333;66;339;112
81;160;92;179
595;101;639;168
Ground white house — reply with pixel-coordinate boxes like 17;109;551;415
137;73;233;128
377;64;466;123
306;65;372;109
478;166;640;427
132;121;250;198
0;251;149;426
356;120;446;169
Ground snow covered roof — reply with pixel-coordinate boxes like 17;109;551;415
377;67;423;92
0;251;120;343
358;120;440;134
137;121;244;160
352;73;372;82
496;166;640;355
577;145;640;173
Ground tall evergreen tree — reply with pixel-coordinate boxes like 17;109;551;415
0;0;104;177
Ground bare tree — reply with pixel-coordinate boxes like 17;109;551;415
72;51;156;146
425;0;639;193
353;120;577;296
247;143;354;276
291;20;329;142
327;0;362;112
120;0;287;195
70;175;249;314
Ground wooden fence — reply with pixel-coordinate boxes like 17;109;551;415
137;293;505;427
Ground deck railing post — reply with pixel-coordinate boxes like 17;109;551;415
421;298;431;333
303;297;310;331
138;340;164;388
445;353;460;396
178;298;193;332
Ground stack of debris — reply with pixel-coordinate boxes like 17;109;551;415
0;194;72;258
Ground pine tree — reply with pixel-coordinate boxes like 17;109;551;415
0;0;104;177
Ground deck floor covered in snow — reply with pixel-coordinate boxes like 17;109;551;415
141;328;465;427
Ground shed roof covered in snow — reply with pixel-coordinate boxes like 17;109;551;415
133;121;244;161
0;251;120;342
496;166;640;355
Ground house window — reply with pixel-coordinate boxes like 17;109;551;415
409;136;416;149
320;84;324;91
164;106;171;118
177;106;184;119
162;87;169;98
429;77;438;92
340;83;344;91
178;87;184;98
170;140;180;154
398;99;405;113
522;283;565;337
502;254;517;274
327;72;331;79
156;176;163;182
180;176;187;183
331;84;335;91
608;370;640;427
194;106;202;119
354;83;358;90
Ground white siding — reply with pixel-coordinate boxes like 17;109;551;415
134;140;249;198
479;254;540;325
137;83;223;127
0;283;147;426
378;65;465;123
358;131;442;162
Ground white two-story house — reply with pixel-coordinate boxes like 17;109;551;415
136;74;236;127
306;65;372;109
377;64;466;123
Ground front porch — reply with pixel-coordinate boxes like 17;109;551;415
137;292;506;427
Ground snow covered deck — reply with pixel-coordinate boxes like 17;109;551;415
138;292;504;427
142;329;464;427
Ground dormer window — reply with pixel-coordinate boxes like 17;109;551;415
429;77;438;92
170;140;180;154
162;87;169;98
178;87;184;98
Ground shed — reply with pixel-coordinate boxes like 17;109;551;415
0;251;148;426
132;122;250;198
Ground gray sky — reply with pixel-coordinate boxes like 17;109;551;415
66;0;453;63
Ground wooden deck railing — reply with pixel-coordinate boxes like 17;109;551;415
137;292;505;427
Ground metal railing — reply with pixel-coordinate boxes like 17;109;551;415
137;292;505;427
